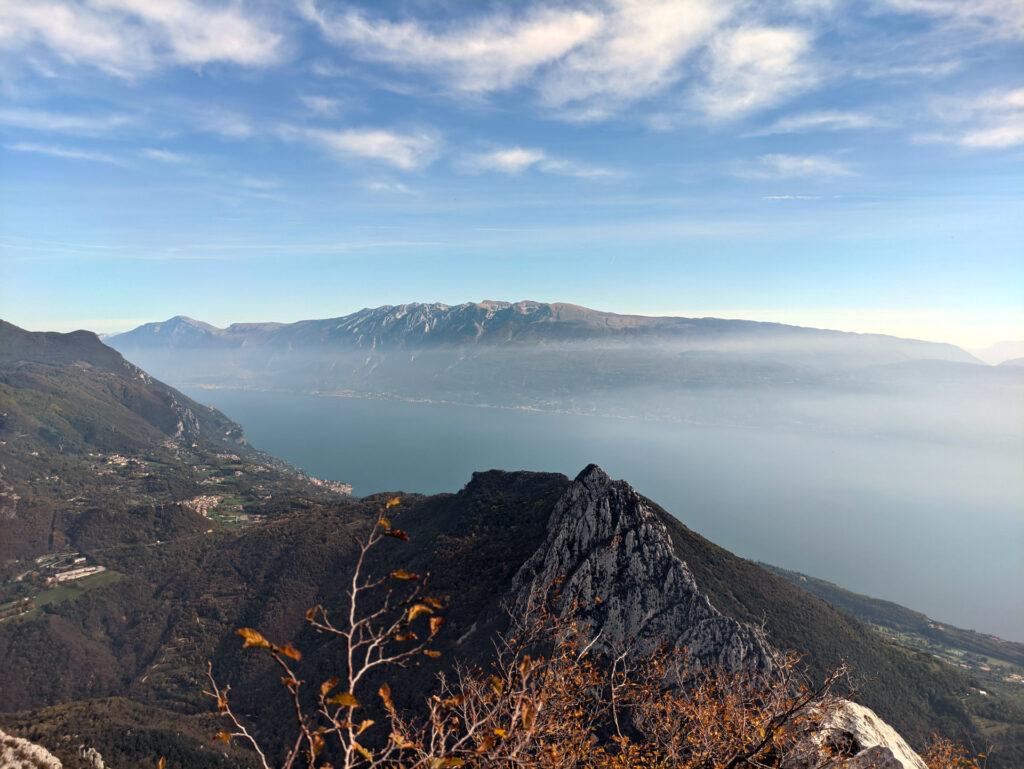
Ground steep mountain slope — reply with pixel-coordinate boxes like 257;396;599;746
0;320;350;562
2;464;1001;766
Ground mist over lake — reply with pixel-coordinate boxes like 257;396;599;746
186;387;1024;643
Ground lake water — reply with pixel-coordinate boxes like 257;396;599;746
186;388;1024;642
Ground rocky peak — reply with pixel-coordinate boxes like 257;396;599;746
511;464;773;670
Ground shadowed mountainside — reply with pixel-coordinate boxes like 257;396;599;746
0;320;350;562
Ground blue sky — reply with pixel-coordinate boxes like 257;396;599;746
1;0;1022;348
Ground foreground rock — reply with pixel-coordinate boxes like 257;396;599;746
0;729;62;769
788;699;929;769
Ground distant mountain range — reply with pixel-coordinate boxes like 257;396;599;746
107;301;1021;443
2;321;1023;768
111;301;979;362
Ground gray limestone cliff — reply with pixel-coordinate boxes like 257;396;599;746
511;464;773;670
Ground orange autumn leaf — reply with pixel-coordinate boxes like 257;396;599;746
352;740;374;761
407;603;434;622
390;732;416;750
390;569;421;581
275;643;302;661
327;691;360;708
236;627;270;649
379;682;396;714
320;676;339;697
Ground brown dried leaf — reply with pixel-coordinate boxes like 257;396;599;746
407;603;434;622
320;676;339;697
390;569;421;581
327;691;359;708
390;732;416;750
275;643;302;661
379;682;396;715
352;740;374;761
236;627;270;649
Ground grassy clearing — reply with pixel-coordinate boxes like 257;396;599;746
32;569;125;608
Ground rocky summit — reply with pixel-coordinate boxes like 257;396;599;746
512;464;773;670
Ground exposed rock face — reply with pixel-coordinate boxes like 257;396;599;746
77;745;105;769
789;700;929;769
511;464;772;670
0;729;62;769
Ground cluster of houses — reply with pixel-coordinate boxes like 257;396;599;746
17;551;106;586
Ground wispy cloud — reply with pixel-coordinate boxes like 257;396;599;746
0;107;134;135
879;0;1024;42
139;147;191;164
284;126;442;171
537;0;730;122
464;147;547;175
189;107;255;139
739;153;856;179
5;141;126;166
696;26;818;121
365;180;416;195
916;87;1024;149
748;109;888;136
0;0;284;77
301;0;819;124
299;1;601;94
462;146;616;178
299;94;344;116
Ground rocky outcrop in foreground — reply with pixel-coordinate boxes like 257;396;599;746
789;700;930;769
511;464;773;670
0;729;61;769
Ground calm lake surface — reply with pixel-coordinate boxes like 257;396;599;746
187;388;1024;642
